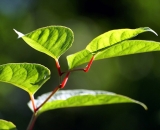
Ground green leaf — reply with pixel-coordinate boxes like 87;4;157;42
0;63;50;95
94;40;160;60
67;49;93;69
14;26;74;59
86;27;157;53
67;27;158;69
28;89;147;115
0;119;17;130
67;40;160;69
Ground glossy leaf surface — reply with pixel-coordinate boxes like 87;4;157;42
0;63;50;95
86;27;157;52
14;26;74;59
28;89;147;115
0;119;17;130
67;40;160;69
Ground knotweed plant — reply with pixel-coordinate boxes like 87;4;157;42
0;26;160;130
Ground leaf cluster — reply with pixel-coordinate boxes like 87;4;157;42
0;26;159;129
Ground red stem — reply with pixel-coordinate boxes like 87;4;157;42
36;72;71;111
62;55;95;74
29;94;36;112
60;72;70;88
83;55;95;72
27;86;60;130
36;86;60;111
26;112;38;130
27;55;94;130
55;59;62;76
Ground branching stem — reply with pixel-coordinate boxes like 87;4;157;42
36;71;71;112
62;55;95;74
27;55;94;130
36;86;60;111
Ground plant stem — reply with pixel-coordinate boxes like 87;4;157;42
36;86;60;111
55;59;62;76
29;94;37;112
27;86;61;130
83;55;94;72
59;72;70;88
26;55;94;129
36;71;71;111
26;112;38;130
36;72;70;110
62;55;95;74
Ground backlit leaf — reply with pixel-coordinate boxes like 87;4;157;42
67;40;160;69
0;119;17;130
28;89;147;115
94;40;160;60
0;63;50;95
14;26;74;59
86;27;157;52
67;27;158;69
67;49;93;69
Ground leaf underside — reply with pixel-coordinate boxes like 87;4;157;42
14;26;74;60
67;27;158;69
28;89;147;115
0;119;17;130
0;63;50;95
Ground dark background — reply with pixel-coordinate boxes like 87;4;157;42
0;0;160;130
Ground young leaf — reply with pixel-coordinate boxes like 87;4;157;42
0;119;17;130
14;26;74;60
0;63;50;95
28;89;147;115
86;27;157;53
67;40;160;69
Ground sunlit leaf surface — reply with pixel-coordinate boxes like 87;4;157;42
67;27;158;69
94;40;160;60
0;63;50;95
14;26;74;59
86;27;157;52
28;89;147;115
67;39;160;69
0;119;17;130
67;49;93;69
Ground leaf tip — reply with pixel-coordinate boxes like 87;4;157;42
144;104;148;110
143;27;158;36
136;100;148;110
13;29;24;38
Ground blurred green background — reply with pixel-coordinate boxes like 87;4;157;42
1;0;160;130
